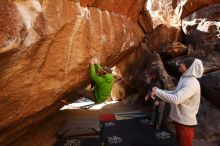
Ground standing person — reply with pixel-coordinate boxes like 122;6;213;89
145;71;166;130
151;58;204;146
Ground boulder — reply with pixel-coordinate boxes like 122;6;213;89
0;0;144;145
200;71;220;108
147;24;183;52
164;54;220;78
161;42;188;58
122;93;141;105
117;46;175;93
111;80;127;101
182;4;220;72
196;97;220;141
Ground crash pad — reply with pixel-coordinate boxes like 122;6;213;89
101;118;177;146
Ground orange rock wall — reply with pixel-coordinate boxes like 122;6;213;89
0;0;144;145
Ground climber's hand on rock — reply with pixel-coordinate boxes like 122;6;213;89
90;58;98;64
93;58;98;64
90;58;94;64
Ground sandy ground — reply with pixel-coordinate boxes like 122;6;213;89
11;102;219;146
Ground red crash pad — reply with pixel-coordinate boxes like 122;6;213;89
99;114;116;122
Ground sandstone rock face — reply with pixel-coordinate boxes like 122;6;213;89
147;24;183;52
80;0;145;21
0;0;143;145
182;4;220;72
117;24;182;94
0;0;22;54
111;80;127;101
138;10;154;33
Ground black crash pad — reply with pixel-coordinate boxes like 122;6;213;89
101;118;177;146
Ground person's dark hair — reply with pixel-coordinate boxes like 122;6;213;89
103;67;112;74
97;67;112;76
180;57;195;69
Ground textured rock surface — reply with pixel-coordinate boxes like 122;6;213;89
118;48;175;93
161;42;188;58
1;0;220;145
138;9;154;33
80;0;145;21
179;0;220;19
144;0;220;28
0;0;22;54
0;0;143;145
147;24;183;52
111;80;127;101
200;71;220;108
182;4;220;72
197;97;220;141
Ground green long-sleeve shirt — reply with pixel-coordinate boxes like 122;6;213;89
90;64;114;103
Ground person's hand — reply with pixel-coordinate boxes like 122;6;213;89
145;95;149;102
90;58;94;64
93;58;98;64
154;100;160;106
90;58;98;64
151;92;156;100
151;87;158;99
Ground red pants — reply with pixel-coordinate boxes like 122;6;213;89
175;123;194;146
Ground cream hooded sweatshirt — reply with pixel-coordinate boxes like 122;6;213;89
155;59;204;126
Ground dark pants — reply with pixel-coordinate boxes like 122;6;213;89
151;101;165;128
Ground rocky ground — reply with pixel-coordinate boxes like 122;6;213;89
11;102;219;146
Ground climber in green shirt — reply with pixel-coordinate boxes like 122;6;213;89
60;58;114;104
88;58;114;103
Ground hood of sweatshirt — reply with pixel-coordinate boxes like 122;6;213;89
183;59;204;78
